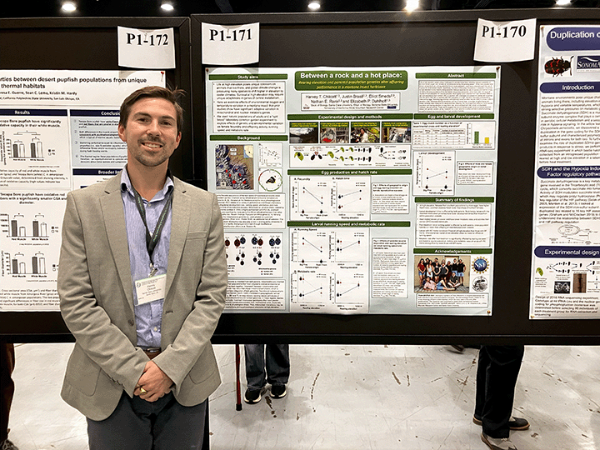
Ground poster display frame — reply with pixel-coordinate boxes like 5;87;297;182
191;9;600;345
1;10;600;344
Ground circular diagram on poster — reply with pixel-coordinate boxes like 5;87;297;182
258;168;283;192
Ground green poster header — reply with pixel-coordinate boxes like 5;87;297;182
288;221;411;228
288;169;412;176
413;248;493;254
288;114;412;120
415;73;496;79
210;135;288;141
209;74;288;80
295;71;408;91
414;114;494;120
414;197;494;203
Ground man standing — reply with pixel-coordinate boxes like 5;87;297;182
474;345;529;450
244;344;290;404
58;86;227;449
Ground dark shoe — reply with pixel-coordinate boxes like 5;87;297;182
244;388;262;404
473;415;530;431
270;384;287;399
481;433;517;450
1;439;19;450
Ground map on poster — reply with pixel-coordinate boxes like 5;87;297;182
205;66;501;315
530;26;600;319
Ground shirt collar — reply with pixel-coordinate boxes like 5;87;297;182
120;167;174;202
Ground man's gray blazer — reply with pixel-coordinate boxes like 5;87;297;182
57;173;227;421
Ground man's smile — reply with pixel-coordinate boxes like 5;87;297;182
140;139;164;150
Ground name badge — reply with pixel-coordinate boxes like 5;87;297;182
135;274;167;306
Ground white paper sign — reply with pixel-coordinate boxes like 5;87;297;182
202;22;259;65
474;18;537;62
118;27;176;69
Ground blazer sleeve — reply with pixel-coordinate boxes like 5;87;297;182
58;190;147;396
152;193;227;387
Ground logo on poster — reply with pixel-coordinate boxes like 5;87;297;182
472;257;489;274
577;56;600;72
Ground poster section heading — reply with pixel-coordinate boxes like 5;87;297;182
0;70;165;311
530;26;600;319
205;66;500;316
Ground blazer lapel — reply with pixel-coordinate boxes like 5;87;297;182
165;178;191;301
100;175;134;313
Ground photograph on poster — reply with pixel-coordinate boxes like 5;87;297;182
413;255;471;293
289;123;318;143
215;144;254;190
320;123;349;143
382;122;411;143
350;123;380;143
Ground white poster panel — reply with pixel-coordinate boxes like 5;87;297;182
0;70;164;311
205;66;501;315
530;26;600;319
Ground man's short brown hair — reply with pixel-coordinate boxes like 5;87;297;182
119;86;185;134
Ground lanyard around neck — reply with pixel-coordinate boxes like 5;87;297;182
131;186;173;276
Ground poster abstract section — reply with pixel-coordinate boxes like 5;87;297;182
205;66;500;315
0;70;165;311
531;26;600;319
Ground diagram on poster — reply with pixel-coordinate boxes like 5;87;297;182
0;191;66;310
413;151;455;196
225;232;283;277
412;121;496;149
290;176;370;221
290;226;369;313
0;109;71;189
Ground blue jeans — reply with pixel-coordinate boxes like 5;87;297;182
244;344;290;390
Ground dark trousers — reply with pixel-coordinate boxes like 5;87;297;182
87;392;206;450
245;344;290;390
475;345;525;438
1;343;15;443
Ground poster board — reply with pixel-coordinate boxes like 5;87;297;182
2;10;600;344
0;17;192;341
191;9;600;344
